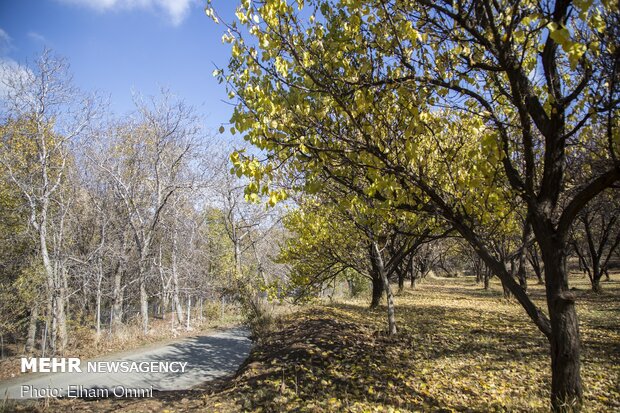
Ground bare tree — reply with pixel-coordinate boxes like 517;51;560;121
0;49;96;353
91;91;201;334
571;189;620;292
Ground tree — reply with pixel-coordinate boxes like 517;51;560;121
214;164;284;320
278;199;372;303
212;0;619;409
570;188;620;292
0;49;96;354
92;92;201;334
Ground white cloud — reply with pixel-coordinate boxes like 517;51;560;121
27;31;47;43
57;0;195;26
0;28;13;55
0;58;32;102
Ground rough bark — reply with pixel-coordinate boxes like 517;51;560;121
371;241;397;335
56;277;68;353
532;214;583;411
545;247;583;411
171;223;183;324
25;304;39;354
517;222;531;291
95;257;103;335
139;270;149;335
410;262;418;288
111;237;129;330
370;270;384;309
111;264;124;330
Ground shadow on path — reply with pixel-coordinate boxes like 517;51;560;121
0;326;252;400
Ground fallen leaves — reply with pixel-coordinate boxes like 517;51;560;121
20;276;619;412
206;276;619;412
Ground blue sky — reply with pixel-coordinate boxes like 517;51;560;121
0;0;237;134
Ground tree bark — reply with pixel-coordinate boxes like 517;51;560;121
95;257;103;335
25;304;39;354
500;271;512;299
502;259;515;299
111;264;124;330
517;222;531;291
39;209;66;354
139;271;149;335
55;265;68;354
186;295;191;330
370;271;383;309
536;230;583;411
371;241;397;335
529;247;545;285
171;223;184;324
483;268;490;290
111;237;128;331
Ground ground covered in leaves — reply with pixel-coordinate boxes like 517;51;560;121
5;276;619;412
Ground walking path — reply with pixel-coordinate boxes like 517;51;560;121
0;326;252;399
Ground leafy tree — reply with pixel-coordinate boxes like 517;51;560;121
278;199;371;303
211;0;619;409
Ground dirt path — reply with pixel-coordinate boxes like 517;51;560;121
0;326;251;399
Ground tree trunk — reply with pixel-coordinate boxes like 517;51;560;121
110;269;124;331
529;246;545;284
56;287;67;354
483;268;490;290
589;251;602;293
548;276;583;410
382;273;397;336
538;235;583;411
25;304;39;354
171;222;184;323
39;212;65;354
95;258;103;335
500;259;514;299
172;264;183;324
50;294;57;355
41;321;48;357
370;272;383;309
43;298;52;357
517;221;531;291
371;241;397;335
398;269;405;293
233;226;242;279
186;295;191;330
532;257;544;284
140;274;149;334
410;258;418;288
500;274;512;299
111;259;125;330
138;238;152;335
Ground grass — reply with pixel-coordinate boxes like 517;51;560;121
6;275;619;412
